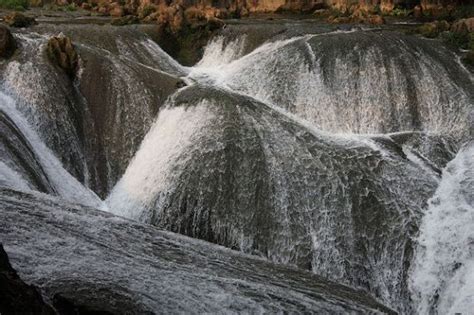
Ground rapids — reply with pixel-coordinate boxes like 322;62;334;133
1;19;473;314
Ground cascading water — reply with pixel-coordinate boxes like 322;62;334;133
0;25;183;196
0;90;102;208
1;20;473;314
191;31;473;139
409;142;474;314
106;28;473;313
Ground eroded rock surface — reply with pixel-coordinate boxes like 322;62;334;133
0;188;396;314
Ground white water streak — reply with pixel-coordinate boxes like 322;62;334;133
410;143;474;314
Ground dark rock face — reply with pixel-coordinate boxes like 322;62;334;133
47;35;79;77
0;244;55;315
0;25;16;59
4;12;37;28
0;188;396;314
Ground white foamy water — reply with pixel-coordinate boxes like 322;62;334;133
106;100;216;219
410;143;474;314
0;161;31;191
0;91;103;208
190;32;473;139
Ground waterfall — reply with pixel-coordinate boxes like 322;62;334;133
105;29;473;312
1;21;473;314
410;142;474;314
193;32;473;139
0;90;103;208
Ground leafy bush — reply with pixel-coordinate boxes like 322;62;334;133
0;0;29;10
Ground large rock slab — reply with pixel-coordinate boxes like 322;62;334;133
0;188;395;314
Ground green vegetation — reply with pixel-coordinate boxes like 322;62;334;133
62;3;77;11
417;21;450;38
390;7;411;17
441;31;474;50
140;5;155;18
0;0;29;11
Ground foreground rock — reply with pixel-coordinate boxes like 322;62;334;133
47;35;79;77
0;245;55;314
0;25;16;58
0;188;396;314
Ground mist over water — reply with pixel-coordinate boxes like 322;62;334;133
1;22;473;314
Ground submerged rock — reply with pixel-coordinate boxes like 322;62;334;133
47;35;79;77
4;12;37;28
0;25;16;58
0;244;55;314
0;188;396;314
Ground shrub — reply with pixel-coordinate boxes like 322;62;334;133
0;0;29;10
140;5;155;18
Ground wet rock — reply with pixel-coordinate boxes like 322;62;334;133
0;188;398;314
0;244;55;314
4;12;37;28
47;35;79;77
175;79;187;88
0;25;16;58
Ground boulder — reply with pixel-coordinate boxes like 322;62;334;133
451;17;474;33
4;12;37;28
0;25;16;58
0;244;55;314
109;2;125;17
47;35;79;77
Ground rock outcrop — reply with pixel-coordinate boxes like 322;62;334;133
0;25;16;58
4;12;37;28
0;244;55;314
47;35;79;77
